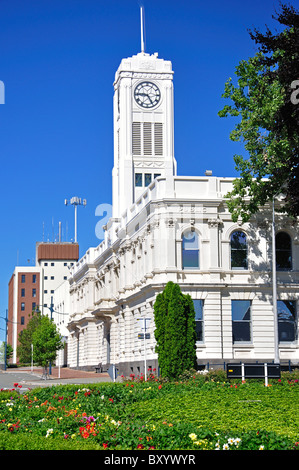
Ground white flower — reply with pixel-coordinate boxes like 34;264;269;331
259;445;264;450
223;443;229;450
46;428;53;438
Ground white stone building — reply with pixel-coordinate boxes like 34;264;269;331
66;47;299;375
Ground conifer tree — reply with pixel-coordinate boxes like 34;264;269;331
154;282;197;378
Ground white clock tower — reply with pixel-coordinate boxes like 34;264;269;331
112;17;176;219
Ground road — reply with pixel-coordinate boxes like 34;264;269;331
0;367;112;391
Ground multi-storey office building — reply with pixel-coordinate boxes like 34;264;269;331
66;46;299;375
8;267;42;363
8;242;79;363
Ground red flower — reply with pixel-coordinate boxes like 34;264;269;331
158;385;162;390
137;444;144;449
13;383;18;387
109;398;114;403
103;443;108;449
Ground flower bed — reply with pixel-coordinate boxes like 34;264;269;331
0;371;298;450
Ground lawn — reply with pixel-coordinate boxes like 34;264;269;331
0;370;298;450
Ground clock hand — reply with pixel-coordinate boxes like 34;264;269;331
138;93;154;104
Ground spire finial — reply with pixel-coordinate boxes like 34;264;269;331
140;6;145;53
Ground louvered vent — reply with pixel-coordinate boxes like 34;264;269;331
143;122;152;155
154;123;163;156
132;122;141;156
132;122;163;156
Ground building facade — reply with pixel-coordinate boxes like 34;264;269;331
66;48;299;375
8;267;42;363
8;242;79;363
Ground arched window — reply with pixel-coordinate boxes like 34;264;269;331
182;230;199;269
230;230;248;270
276;232;292;270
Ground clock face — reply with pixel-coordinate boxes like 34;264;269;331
134;81;161;108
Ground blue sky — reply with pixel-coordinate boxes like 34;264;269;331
0;0;286;341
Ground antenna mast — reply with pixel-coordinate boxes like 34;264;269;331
140;6;145;53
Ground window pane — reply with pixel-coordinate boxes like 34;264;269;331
183;231;198;249
232;300;251;321
232;300;251;342
135;173;142;187
231;231;247;269
182;231;199;269
145;173;152;186
233;321;251;342
193;299;203;320
195;322;203;342
182;250;199;268
193;299;203;342
276;232;291;250
276;232;292;270
277;300;296;342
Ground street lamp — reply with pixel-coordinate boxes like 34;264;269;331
272;198;280;364
64;197;87;243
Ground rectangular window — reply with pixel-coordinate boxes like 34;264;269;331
277;300;297;342
182;231;199;269
135;173;142;187
21;316;25;325
144;173;152;187
32;288;36;298
51;276;54;280
21;288;25;297
232;300;251;343
32;302;36;311
21;274;25;283
193;299;204;342
21;302;25;311
32;274;36;283
154;173;161;180
51;262;54;266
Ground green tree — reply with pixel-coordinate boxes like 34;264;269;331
0;342;13;366
32;314;63;376
154;281;197;378
17;310;42;364
218;2;299;222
